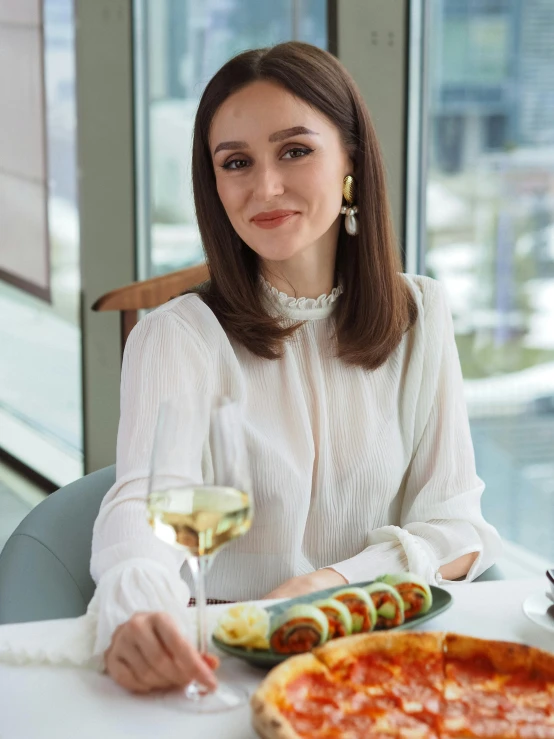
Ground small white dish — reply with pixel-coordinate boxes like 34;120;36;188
522;592;554;634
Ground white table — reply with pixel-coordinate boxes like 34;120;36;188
0;578;553;739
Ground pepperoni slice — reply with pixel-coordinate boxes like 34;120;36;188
463;690;514;716
517;725;554;739
391;681;443;714
384;707;438;735
346;655;396;686
402;656;443;685
447;657;496;687
466;716;516;738
285;672;357;711
282;708;329;734
506;706;550;724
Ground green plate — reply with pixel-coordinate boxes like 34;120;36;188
212;580;452;668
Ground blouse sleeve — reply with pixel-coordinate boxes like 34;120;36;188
329;279;503;586
87;304;212;657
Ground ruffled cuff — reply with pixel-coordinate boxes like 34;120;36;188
86;558;192;660
328;527;440;586
329;525;491;587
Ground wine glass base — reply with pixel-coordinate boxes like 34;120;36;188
165;681;249;714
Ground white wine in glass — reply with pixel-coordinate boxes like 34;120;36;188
148;486;252;557
146;395;253;713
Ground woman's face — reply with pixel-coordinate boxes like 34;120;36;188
209;80;352;264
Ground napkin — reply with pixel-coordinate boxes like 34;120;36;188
0;607;225;671
0;614;102;670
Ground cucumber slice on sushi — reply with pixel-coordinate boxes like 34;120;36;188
312;598;353;639
269;604;329;654
363;582;405;628
376;573;433;618
332;587;377;633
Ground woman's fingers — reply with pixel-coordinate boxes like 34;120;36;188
105;637;158;693
125;615;186;687
183;649;218;691
128;642;178;690
109;655;152;694
153;613;218;691
105;612;220;694
202;653;220;670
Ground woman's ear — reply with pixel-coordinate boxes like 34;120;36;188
345;154;355;179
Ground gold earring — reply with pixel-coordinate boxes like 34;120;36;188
340;175;358;236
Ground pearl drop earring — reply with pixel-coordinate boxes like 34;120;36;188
340;175;359;236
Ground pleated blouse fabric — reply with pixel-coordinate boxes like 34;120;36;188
88;274;502;656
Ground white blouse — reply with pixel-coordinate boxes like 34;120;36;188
88;274;502;656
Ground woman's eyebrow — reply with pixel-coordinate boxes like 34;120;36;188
213;127;319;156
268;126;319;142
213;139;249;155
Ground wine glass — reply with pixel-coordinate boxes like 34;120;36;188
146;394;253;713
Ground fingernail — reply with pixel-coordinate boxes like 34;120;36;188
204;676;218;691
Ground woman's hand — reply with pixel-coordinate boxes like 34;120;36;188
104;612;219;694
262;568;347;600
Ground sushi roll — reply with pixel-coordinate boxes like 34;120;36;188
332;587;377;633
269;604;329;654
376;573;433;619
312;598;353;639
364;582;405;629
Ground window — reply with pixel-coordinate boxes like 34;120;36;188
134;0;328;279
0;0;82;486
413;0;554;562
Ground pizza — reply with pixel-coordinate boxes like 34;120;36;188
251;631;554;739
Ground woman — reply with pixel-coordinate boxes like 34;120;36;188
91;42;501;694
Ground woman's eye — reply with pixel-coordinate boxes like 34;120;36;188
282;147;313;159
221;147;312;169
222;158;249;170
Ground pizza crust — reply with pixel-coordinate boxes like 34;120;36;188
314;629;445;670
445;633;532;673
250;653;329;739
252;653;329;702
528;645;554;681
250;698;300;739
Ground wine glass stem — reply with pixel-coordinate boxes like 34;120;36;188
188;555;211;656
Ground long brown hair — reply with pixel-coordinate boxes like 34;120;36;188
191;41;417;370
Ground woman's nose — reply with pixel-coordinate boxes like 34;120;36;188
251;165;285;202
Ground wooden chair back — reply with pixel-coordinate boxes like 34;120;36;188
92;263;209;355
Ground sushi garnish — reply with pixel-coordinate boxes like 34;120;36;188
312;598;353;639
376;572;433;618
332;587;377;633
364;582;405;628
269;604;329;654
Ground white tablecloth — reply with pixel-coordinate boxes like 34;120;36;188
0;578;552;739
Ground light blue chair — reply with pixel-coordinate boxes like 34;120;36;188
0;465;504;624
0;465;115;624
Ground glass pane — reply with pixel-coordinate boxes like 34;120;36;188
0;0;83;486
425;0;554;562
135;0;328;278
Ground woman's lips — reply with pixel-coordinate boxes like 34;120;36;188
251;210;298;229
